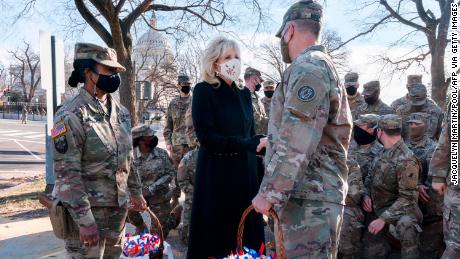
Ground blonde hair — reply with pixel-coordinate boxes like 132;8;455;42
200;36;241;87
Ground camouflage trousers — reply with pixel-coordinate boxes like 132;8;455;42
128;199;176;238
178;191;193;244
277;199;344;259
363;214;420;259
442;206;460;259
419;220;444;259
171;144;191;201
65;207;127;259
339;206;364;257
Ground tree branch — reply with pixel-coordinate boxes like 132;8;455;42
380;0;428;33
116;0;127;14
74;0;113;46
413;0;434;24
122;0;153;30
148;3;226;26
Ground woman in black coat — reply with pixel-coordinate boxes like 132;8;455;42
187;36;265;258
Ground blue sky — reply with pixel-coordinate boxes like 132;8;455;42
0;0;445;103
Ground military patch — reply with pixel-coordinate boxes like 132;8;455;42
51;122;67;139
297;85;315;102
54;135;68;154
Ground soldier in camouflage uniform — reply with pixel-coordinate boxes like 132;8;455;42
405;112;444;258
362;114;421;259
21;104;29;124
391;75;438;111
244;67;268;135
339;159;365;259
164;74;192;205
261;80;276;117
177;98;198;244
252;2;352;257
128;124;179;238
52;43;146;258
429;107;459;258
355;80;394;120
344;72;364;118
396;83;444;141
349;114;384;183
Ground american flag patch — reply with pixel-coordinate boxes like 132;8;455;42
51;122;67;139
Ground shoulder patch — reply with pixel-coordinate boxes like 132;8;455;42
297;85;316;102
51;122;67;139
54;135;68;154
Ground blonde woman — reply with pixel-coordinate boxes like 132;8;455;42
187;36;265;258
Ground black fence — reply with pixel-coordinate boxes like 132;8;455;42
0;102;47;121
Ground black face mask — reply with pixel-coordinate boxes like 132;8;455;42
255;84;262;92
150;136;159;148
93;71;121;93
364;96;378;105
181;85;191;94
264;90;274;98
346;86;358;96
353;125;376;145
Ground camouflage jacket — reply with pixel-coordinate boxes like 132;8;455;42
397;102;444;141
164;96;191;146
347;92;365;118
350;141;384;191
391;94;438;112
261;96;272;118
347;159;365;207
177;148;198;195
259;45;352;206
185;96;198;148
367;140;420;223
52;88;141;227
430;111;459;209
354;99;394;120
406;136;437;186
252;93;268;135
135;147;174;203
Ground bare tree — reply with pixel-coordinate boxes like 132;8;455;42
8;41;41;103
176;45;204;86
321;29;350;73
336;0;456;108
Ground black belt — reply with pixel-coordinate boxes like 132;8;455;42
212;152;241;157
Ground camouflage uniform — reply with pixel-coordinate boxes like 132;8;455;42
127;125;177;238
177;149;198;244
429;108;460;258
259;3;352;257
396;83;444;141
52;44;142;258
355;81;394;120
344;72;365;117
164;95;192;168
349;114;383;183
364;114;421;259
177;97;198;244
406;112;444;258
391;75;423;111
21;105;29;124
252;93;268;135
339;159;365;257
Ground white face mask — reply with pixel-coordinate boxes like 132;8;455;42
219;58;241;82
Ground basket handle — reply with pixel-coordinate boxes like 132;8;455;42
237;205;285;259
147;207;164;251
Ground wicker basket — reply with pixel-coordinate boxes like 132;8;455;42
125;208;164;259
237;205;285;259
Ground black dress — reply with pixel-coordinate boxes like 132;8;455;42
187;78;265;258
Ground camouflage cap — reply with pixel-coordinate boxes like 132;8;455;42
378;114;402;130
344;72;359;86
244;67;262;79
275;0;323;37
132;124;156;140
407;74;422;86
354;114;380;128
262;80;275;89
407;112;429;124
178;74;191;84
74;43;126;72
408;83;427;105
362;81;380;95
